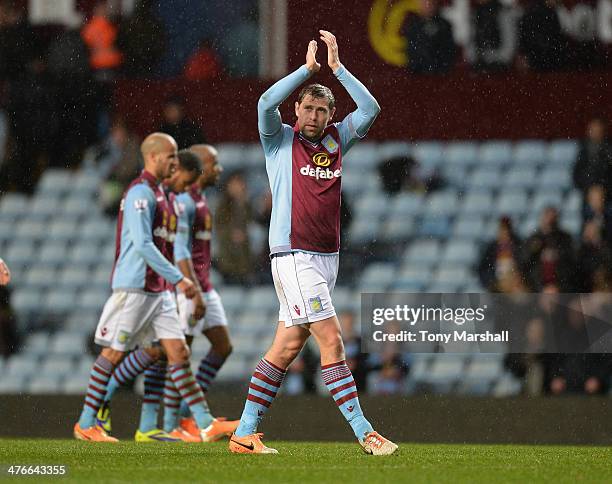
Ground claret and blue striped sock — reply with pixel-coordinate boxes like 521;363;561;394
78;355;114;429
321;360;373;441
139;360;167;432
104;349;154;403
163;372;181;433
177;351;225;418
235;358;286;437
168;363;214;430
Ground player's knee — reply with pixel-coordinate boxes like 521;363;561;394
101;347;124;366
144;346;163;361
279;341;303;362
165;341;191;364
320;332;344;353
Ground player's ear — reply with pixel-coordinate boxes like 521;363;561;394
295;101;300;117
329;107;336;121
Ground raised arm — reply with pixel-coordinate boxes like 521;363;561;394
320;30;381;151
258;41;320;151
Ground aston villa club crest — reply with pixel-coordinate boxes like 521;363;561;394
322;134;338;154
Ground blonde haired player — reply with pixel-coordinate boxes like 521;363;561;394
229;31;397;456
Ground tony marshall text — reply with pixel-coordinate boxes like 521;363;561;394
372;330;509;343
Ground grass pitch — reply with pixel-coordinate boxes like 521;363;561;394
0;439;611;483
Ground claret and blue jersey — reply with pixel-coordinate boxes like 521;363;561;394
258;64;380;255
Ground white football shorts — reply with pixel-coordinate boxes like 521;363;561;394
94;290;184;351
272;251;339;327
177;289;228;336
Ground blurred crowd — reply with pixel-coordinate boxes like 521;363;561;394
405;0;609;74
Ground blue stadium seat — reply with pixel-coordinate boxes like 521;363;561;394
478;141;513;167
24;267;57;290
245;286;278;312
413;141;444;170
422;191;460;217
445;142;479;168
59;267;90;290
61;196;95;219
417;216;451;238
403;239;441;266
78;218;115;243
47;220;78;243
29;196;61;221
5;242;35;268
78;288;110;312
504;167;538;189
217;286;244;314
15;220;47;243
495;190;530;217
0;193;30;223
564;190;582;215
442;240;478;266
389;193;424;217
561;213;582;237
72;171;101;197
10;289;42;322
49;332;85;355
331;287;358;314
423;355;467;391
348;218;381;245
215;359;248;382
342;170;371;195
519;216;539;238
5;355;38;379
513;140;548;166
37;243;68;268
355;193;388;218
452;216;486;241
69;243;102;267
216;143;248;172
21;333;50;357
38;355;74;377
548;139;578;166
377;141;411;160
432;266;472;288
467;167;503;191
460;191;494;216
0;375;28;393
63;374;91;394
532;191;563;213
343;143;379;170
381;218;415;242
36;169;73;197
359;263;396;292
28;375;62;394
44;289;77;315
392;267;432;291
538;167;571;190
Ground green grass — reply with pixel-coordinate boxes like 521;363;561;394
0;440;611;483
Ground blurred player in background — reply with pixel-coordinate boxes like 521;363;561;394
73;133;211;442
229;31;397;455
0;258;10;285
172;144;239;441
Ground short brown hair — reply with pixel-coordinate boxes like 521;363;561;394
297;84;335;109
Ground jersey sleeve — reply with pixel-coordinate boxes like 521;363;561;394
124;184;183;285
258;65;312;156
333;64;381;154
174;193;195;263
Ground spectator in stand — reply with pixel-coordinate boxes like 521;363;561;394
116;0;166;78
81;1;123;80
573;117;612;210
97;118;142;216
214;171;253;284
184;40;222;81
159;96;205;149
523;207;575;292
468;0;517;72
478;216;523;292
2;55;58;193
582;185;612;244
518;0;568;72
576;220;612;292
0;286;18;358
404;0;457;74
47;28;97;168
0;1;39;81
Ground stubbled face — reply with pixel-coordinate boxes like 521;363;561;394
167;166;199;192
154;141;178;180
199;153;223;189
295;95;335;141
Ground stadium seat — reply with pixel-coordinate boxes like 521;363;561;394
343;142;379;169
342;170;371;195
330;287;357;314
72;171;101;197
217;286;244;313
36;169;73;196
69;243;102;267
452;216;486;241
538;167;571;190
49;332;84;355
61;196;94;219
422;191;460;217
381;217;415;242
58;267;90;290
423;355;468;390
355;193;389;218
504;167;538;189
403;239;441;266
10;289;42;322
63;374;91;394
24;267;57;290
531;191;563;213
441;240;478;266
38;355;74;377
5;241;35;268
413;141;444;170
478;141;513;167
564;190;582;215
37;243;68;268
348;218;381;245
245;286;278;312
467;167;503;191
28;375;62;394
460;191;494;216
21;333;50;357
445;142;479;168
495;190;530;217
5;355;39;379
432;266;472;289
65;311;100;335
78;288;110;312
359;263;396;292
513;140;548;166
78;218;115;243
15;220;47;242
392;266;432;291
548;139;578;166
0;193;30;223
377;141;411;160
417;216;451;238
44;289;77;314
215;359;247;382
0;375;28;393
29;196;61;220
47;220;78;243
389;193;424;217
561;213;582;237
